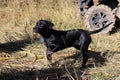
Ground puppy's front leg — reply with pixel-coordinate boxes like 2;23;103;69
46;50;52;62
46;49;52;67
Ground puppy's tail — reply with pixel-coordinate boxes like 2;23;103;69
89;22;113;35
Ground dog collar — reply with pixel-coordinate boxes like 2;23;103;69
39;37;44;43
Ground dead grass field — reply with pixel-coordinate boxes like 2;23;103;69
0;0;120;80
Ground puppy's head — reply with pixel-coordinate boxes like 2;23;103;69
33;20;54;33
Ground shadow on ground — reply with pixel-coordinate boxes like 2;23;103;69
52;50;108;68
1;50;119;80
0;67;84;80
0;39;38;53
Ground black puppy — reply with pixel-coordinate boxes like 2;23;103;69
33;20;112;67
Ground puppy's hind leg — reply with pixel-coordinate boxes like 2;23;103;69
81;51;88;68
79;45;89;68
76;50;88;68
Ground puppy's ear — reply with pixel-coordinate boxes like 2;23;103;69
45;20;54;29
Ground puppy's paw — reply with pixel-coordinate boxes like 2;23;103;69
75;58;82;63
47;54;52;61
48;63;53;68
46;60;53;68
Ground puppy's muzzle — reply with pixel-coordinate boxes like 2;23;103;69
33;27;38;33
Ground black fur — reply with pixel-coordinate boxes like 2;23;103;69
33;20;112;67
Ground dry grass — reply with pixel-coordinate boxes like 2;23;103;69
0;0;83;43
0;0;120;80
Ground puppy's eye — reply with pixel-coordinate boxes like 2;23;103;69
36;23;39;26
40;24;44;27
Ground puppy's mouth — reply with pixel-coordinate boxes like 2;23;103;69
33;27;38;33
